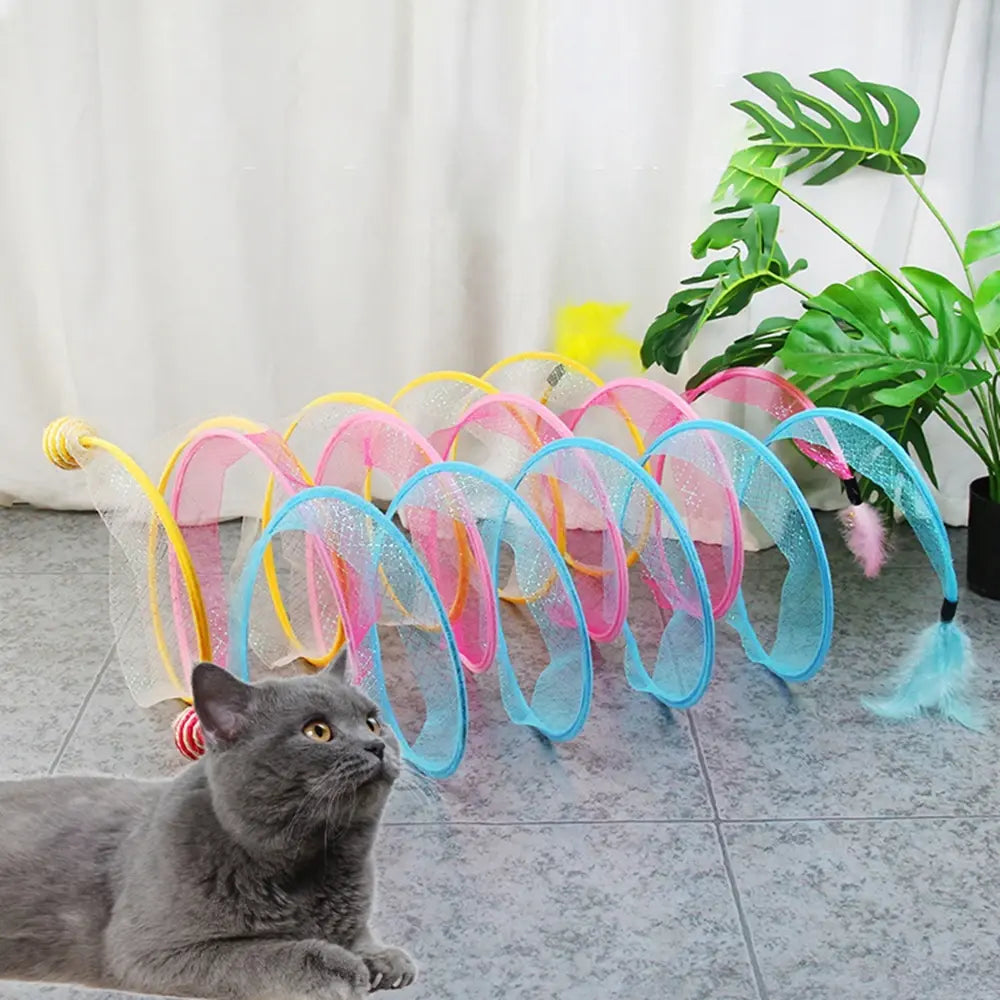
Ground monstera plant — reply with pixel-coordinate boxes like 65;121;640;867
640;69;1000;599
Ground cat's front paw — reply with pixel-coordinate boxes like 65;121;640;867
362;947;417;991
300;943;371;999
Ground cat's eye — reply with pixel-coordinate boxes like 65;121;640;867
366;715;381;734
303;719;334;743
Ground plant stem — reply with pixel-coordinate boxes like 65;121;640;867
892;157;1000;412
777;277;812;300
939;396;993;460
776;183;925;307
936;399;993;466
891;159;1000;492
969;385;1000;452
893;158;976;296
969;384;1000;461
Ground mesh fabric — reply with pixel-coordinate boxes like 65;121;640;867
645;421;833;682
514;439;714;707
686;368;852;479
230;487;467;778
482;354;602;419
391;463;592;740
766;409;956;597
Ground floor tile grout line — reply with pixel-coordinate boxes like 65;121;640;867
0;571;108;577
381;812;1000;828
382;818;716;827
713;825;770;1000
47;643;117;775
688;713;769;1000
686;711;721;820
720;812;1000;824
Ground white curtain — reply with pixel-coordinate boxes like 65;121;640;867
2;0;997;523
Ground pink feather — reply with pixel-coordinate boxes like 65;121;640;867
837;502;888;578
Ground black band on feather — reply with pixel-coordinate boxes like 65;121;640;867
940;598;958;623
844;475;862;506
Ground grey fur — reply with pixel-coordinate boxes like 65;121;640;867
0;658;416;999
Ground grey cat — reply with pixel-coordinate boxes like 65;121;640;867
0;657;417;999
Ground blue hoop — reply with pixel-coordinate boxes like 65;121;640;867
389;461;593;742
230;485;468;779
514;437;716;709
644;420;834;683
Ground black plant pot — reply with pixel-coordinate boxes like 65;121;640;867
967;476;1000;600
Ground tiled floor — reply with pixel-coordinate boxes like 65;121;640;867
1;508;998;1000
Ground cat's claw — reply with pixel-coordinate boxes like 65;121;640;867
362;947;417;991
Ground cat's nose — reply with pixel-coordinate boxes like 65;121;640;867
365;740;385;760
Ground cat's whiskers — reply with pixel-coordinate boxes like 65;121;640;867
284;769;347;848
285;762;370;859
393;764;438;806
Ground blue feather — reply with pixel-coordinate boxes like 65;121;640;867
862;620;984;731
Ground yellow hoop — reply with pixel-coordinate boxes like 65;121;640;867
390;370;498;409
43;418;211;695
360;443;474;633
482;356;659;585
154;415;323;668
269;395;394;665
481;351;604;390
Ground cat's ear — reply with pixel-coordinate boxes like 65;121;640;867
322;647;350;684
191;662;254;744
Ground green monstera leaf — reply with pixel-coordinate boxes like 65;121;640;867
644;70;931;378
778;268;989;485
685;316;795;389
779;269;985;394
801;370;942;488
974;269;1000;343
713;147;788;205
732;69;926;186
641;204;805;374
963;222;1000;266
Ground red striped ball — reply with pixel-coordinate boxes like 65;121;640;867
172;706;205;761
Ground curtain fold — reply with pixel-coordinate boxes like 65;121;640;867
1;0;996;522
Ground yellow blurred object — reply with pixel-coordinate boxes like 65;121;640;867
553;302;640;373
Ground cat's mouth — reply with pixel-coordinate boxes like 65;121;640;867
361;758;399;787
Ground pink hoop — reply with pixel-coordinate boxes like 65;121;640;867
165;427;333;677
314;410;498;673
442;392;630;644
564;378;745;619
685;368;853;480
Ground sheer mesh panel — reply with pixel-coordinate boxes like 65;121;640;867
767;411;952;587
646;424;832;682
391;464;591;740
161;427;312;669
390;374;492;452
686;368;852;479
282;396;388;478
483;355;602;418
516;442;713;707
311;413;495;671
74;447;197;706
439;394;626;637
511;437;629;643
562;380;692;458
230;489;467;778
438;393;571;486
560;381;744;614
382;465;499;674
314;412;434;500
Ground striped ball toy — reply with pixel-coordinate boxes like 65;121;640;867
172;705;205;761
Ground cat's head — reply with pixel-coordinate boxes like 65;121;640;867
190;656;400;855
